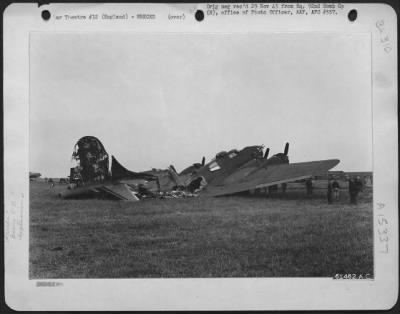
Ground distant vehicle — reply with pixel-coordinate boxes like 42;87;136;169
29;172;41;180
60;136;340;201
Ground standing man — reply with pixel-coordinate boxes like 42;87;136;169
327;178;333;204
355;176;364;193
281;182;287;194
332;178;340;201
349;177;358;205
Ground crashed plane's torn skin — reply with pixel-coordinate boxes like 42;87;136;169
60;136;186;201
60;136;340;201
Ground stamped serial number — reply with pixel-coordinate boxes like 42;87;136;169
333;273;371;280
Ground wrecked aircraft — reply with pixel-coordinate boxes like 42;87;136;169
60;136;340;201
60;136;189;201
192;143;339;197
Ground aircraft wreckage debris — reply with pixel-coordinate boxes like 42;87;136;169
60;136;340;201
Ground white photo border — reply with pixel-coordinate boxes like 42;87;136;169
4;2;398;310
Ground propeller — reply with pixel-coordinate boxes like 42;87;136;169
284;142;289;156
192;157;206;169
263;148;270;159
169;165;178;173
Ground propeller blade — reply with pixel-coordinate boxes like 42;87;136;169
284;142;289;156
263;148;270;159
169;165;177;174
201;157;205;166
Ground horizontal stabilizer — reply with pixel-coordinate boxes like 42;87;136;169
98;183;140;201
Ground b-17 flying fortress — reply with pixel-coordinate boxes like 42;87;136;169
59;136;340;201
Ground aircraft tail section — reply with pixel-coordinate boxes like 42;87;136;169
111;156;156;181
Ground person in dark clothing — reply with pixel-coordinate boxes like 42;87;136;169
349;177;358;205
355;176;364;193
327;179;333;204
268;184;278;195
332;179;340;200
306;178;313;195
281;182;287;194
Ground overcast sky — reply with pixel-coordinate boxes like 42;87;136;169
30;32;372;177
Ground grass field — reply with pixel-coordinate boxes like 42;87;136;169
30;180;373;278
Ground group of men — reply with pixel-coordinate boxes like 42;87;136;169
327;176;364;205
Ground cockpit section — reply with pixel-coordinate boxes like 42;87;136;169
209;161;221;172
228;149;239;158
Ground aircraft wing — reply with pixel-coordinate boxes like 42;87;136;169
60;181;139;201
203;159;340;197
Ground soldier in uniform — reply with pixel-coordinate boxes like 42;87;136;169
332;178;340;200
349;177;359;205
306;177;313;195
355;176;364;193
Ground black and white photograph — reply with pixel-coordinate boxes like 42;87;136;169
29;31;374;279
4;2;398;311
